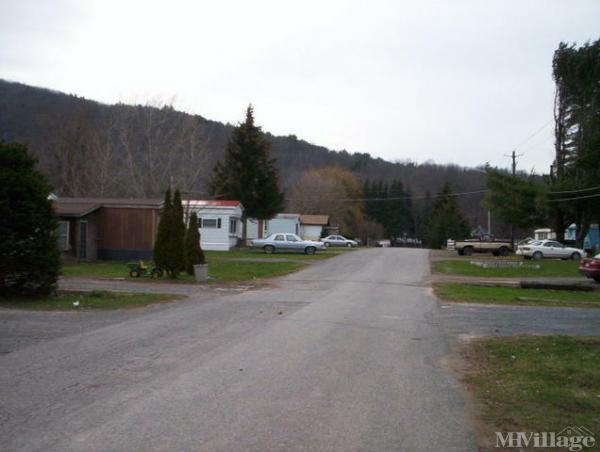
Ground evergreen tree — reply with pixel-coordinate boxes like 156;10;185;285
210;105;285;241
551;39;600;247
184;211;206;274
483;167;546;233
425;183;470;249
0;141;61;296
387;179;407;237
170;189;186;276
154;188;173;274
404;187;415;236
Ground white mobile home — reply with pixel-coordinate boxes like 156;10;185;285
186;200;243;251
264;213;301;237
300;215;329;240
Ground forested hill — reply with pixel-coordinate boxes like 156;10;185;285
0;79;488;225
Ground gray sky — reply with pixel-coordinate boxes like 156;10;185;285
1;0;599;173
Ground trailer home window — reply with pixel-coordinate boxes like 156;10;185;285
56;221;69;250
202;218;221;228
229;218;237;234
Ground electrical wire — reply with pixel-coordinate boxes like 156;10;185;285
547;186;600;194
547;193;600;202
285;189;489;203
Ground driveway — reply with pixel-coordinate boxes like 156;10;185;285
2;249;599;451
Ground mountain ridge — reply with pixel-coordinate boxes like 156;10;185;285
0;79;488;225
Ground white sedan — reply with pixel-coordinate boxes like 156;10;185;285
516;239;585;260
320;235;358;247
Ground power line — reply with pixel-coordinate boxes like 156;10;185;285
548;186;600;194
547;193;600;202
285;189;489;203
513;120;554;151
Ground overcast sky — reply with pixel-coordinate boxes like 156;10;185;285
1;0;599;173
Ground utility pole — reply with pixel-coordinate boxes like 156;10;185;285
504;150;523;176
504;150;523;248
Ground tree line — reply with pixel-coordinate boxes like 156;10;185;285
484;38;600;249
0;79;490;226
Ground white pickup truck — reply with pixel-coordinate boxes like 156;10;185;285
448;236;513;256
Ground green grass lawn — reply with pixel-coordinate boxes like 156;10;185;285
62;246;356;282
462;336;600;437
0;291;182;310
436;283;600;308
63;259;305;283
204;247;354;261
433;259;581;278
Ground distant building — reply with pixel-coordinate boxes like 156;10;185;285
534;224;600;251
54;198;163;261
186;200;243;251
299;215;330;240
264;213;301;237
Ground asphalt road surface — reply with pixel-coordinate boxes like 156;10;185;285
3;248;597;451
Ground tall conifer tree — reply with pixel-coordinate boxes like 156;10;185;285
184;211;205;274
425;183;469;249
154;188;173;274
210;105;284;241
170;189;186;275
0;141;61;296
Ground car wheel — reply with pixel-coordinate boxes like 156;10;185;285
151;269;162;279
324;242;330;248
497;247;509;256
571;252;581;261
305;246;316;255
532;251;543;260
264;245;275;254
346;243;352;248
129;270;140;278
462;247;473;256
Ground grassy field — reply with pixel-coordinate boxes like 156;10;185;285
204;247;354;261
63;256;306;282
433;259;581;278
62;246;355;282
462;336;600;438
436;283;600;308
0;291;182;310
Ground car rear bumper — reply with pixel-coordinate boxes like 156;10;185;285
579;267;600;279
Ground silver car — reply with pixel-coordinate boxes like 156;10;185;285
516;239;585;260
250;233;326;254
320;235;358;248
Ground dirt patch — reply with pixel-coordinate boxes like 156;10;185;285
437;336;506;452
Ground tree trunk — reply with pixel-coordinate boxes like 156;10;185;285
554;210;566;242
241;214;247;246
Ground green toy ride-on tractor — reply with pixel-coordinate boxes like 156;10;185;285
127;260;163;279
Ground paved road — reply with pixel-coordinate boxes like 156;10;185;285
3;249;600;451
1;249;478;451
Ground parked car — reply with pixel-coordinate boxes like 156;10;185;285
516;239;584;260
250;233;325;254
453;237;513;256
320;235;358;247
579;253;600;283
